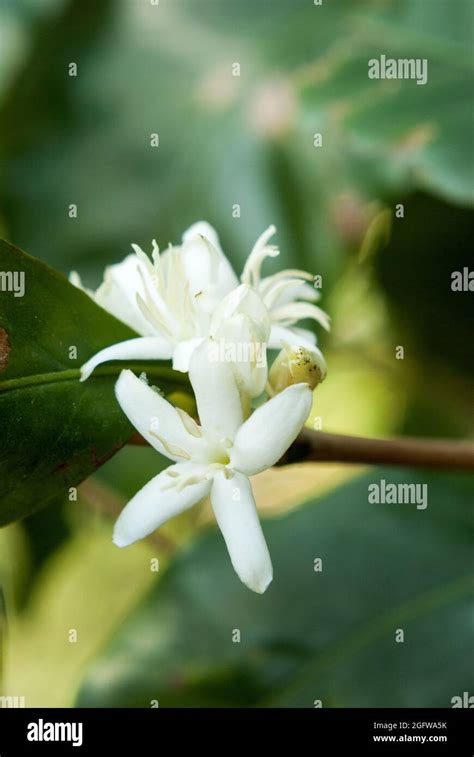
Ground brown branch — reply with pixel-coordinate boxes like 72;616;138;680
278;428;474;471
129;429;474;471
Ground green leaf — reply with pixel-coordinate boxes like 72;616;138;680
0;239;189;526
298;1;474;206
76;468;474;707
375;193;474;379
2;0;471;310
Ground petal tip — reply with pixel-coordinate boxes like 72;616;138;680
115;368;134;392
247;571;273;594
112;527;131;548
79;365;91;382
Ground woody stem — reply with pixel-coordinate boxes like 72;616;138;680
276;428;474;470
129;429;474;470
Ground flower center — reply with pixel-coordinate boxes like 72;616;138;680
213;449;231;466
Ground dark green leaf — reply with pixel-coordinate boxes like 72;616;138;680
0;239;189;525
76;468;474;707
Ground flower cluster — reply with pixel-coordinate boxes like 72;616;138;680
73;223;329;593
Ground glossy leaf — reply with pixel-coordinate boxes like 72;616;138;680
0;239;188;525
76;468;474;707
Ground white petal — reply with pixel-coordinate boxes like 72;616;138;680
268;324;317;350
263;278;319;309
189;340;244;438
271;302;331;332
115;369;205;460
80;336;172;381
181;224;238;305
231;383;312;475
95;253;156;335
172;337;204;372
180;234;219;297
213;313;268;399
182;221;222;251
211;471;272;594
210;285;270;399
210;284;270;339
114;467;210;547
80;337;173;381
241;225;278;287
259;268;316;297
293;281;321;303
156;247;198;334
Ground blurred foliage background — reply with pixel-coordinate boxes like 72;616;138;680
0;0;472;707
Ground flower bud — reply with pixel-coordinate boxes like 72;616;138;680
268;341;327;395
210;285;270;399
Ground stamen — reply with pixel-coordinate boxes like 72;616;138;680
149;429;192;460
177;408;203;438
136;293;175;340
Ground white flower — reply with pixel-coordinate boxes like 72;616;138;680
113;342;313;593
75;221;329;384
74;222;238;380
209;284;270;402
241;225;330;349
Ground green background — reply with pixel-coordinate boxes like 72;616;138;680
0;0;472;707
